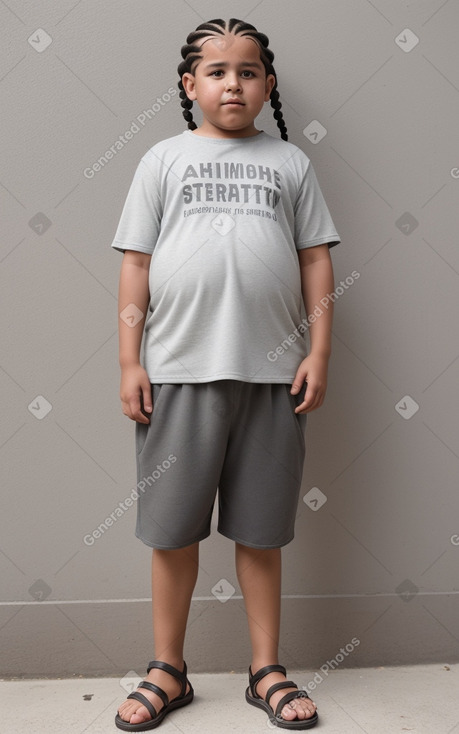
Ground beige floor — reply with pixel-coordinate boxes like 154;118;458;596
1;663;457;733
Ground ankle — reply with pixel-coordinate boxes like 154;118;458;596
251;659;280;674
149;656;185;672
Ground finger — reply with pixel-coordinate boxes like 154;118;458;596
295;395;321;413
294;383;316;411
135;411;150;424
290;375;307;394
121;400;132;419
130;394;150;424
295;388;323;413
121;400;144;423
140;383;153;416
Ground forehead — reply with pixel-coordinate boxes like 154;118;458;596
197;33;262;64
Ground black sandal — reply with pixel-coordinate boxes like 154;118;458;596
245;664;318;729
115;660;194;731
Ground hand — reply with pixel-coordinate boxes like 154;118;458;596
290;353;329;414
120;364;153;424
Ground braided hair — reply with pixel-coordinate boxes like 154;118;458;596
177;18;288;141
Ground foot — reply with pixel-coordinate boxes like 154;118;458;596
251;665;317;722
117;662;191;726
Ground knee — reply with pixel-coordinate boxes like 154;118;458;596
235;542;281;558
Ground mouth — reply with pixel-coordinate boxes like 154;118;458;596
223;99;245;106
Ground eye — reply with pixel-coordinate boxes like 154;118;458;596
210;70;224;77
241;70;255;78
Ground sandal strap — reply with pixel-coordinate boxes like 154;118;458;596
138;680;169;709
126;690;157;720
274;689;310;718
248;664;287;698
265;680;298;706
146;660;188;697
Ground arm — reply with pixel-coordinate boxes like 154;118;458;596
290;243;335;413
118;250;153;424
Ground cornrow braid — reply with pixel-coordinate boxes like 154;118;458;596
177;18;288;141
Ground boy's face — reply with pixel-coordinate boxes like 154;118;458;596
182;34;275;138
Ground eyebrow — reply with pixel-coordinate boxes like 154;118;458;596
203;61;263;70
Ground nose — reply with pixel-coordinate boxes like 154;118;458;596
225;74;242;92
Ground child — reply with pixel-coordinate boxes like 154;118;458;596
111;17;340;731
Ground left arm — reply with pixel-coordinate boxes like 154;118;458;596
291;243;335;413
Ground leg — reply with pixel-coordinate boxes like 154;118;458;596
117;542;199;725
236;542;317;723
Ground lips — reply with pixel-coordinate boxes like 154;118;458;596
224;99;244;105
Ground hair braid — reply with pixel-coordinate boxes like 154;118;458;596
269;86;288;141
177;18;288;140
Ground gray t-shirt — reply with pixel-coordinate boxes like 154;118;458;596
111;130;341;383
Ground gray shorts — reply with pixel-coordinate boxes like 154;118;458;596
134;381;307;550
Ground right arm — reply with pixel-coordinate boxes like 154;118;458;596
118;250;152;424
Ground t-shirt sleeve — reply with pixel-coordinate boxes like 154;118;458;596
294;158;341;250
110;156;162;254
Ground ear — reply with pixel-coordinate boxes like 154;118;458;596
182;72;197;101
264;73;276;101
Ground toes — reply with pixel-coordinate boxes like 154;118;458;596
129;706;149;724
117;702;150;724
117;701;132;719
280;705;298;720
281;697;317;721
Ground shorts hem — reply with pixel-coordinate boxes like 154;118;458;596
135;529;211;550
217;527;294;550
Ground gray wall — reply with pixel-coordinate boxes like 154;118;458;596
2;0;458;679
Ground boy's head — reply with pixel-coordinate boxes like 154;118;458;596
177;18;288;140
